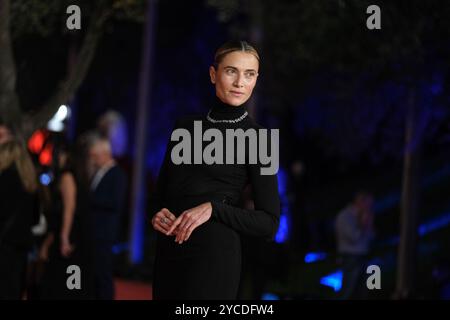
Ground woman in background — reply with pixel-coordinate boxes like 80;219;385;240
39;142;93;299
0;139;38;299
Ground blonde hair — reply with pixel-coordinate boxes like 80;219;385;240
0;140;37;193
213;40;260;69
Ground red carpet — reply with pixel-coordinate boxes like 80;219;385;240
114;279;152;300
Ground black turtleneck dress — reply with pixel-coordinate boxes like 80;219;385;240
151;97;280;300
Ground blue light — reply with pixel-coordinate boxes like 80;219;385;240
274;168;291;243
112;242;129;255
261;293;280;300
430;82;442;95
373;164;450;216
275;214;289;243
418;212;450;236
130;196;144;263
320;270;343;292
304;252;327;263
379;211;450;247
39;173;52;186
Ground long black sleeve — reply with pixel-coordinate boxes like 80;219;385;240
210;162;280;241
150;115;281;241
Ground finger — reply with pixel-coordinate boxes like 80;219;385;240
175;213;191;242
178;218;197;244
154;223;171;235
177;213;196;243
162;208;176;221
184;220;201;241
155;210;168;220
152;215;171;232
169;226;179;236
158;219;172;232
182;208;210;242
152;218;167;232
151;212;162;226
166;217;182;235
155;224;175;236
158;210;178;228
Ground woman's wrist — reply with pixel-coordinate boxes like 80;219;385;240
60;233;69;242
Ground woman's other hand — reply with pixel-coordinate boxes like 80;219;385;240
167;202;212;244
39;233;54;262
60;236;74;258
39;244;50;262
152;208;178;236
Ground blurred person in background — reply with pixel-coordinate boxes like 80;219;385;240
88;135;126;300
335;191;375;299
0;137;39;299
0;123;13;144
39;141;93;299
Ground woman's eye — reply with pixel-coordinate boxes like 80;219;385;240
226;69;236;75
245;72;256;78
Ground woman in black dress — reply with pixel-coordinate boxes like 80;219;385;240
39;143;94;299
151;41;280;299
0;139;38;299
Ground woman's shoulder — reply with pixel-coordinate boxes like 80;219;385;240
58;168;76;181
59;170;76;186
242;116;270;131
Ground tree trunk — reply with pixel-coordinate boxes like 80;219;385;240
0;0;22;131
22;3;112;138
246;0;263;120
129;0;158;264
66;38;80;142
395;87;422;299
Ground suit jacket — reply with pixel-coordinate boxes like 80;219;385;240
90;165;126;243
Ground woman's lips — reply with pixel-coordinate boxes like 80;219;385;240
230;91;244;97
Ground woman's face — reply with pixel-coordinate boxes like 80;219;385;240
209;51;259;106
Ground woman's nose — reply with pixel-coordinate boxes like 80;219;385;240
233;73;245;87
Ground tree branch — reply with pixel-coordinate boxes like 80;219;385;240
0;0;22;129
23;3;113;138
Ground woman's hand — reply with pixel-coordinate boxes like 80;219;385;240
39;243;50;262
152;208;178;236
167;202;212;244
39;233;54;262
60;235;74;258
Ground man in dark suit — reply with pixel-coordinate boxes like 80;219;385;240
88;136;126;300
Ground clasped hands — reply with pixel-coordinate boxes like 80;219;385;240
151;202;212;244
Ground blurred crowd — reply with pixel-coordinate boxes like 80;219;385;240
0;119;126;300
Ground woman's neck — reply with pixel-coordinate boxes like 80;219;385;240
209;95;248;120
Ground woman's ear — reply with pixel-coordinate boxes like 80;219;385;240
209;66;216;84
